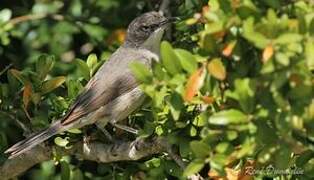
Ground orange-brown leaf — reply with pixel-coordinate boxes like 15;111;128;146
213;31;226;39
201;96;215;104
207;58;227;80
107;29;126;45
208;160;255;180
184;67;205;102
222;41;236;57
23;83;32;108
202;5;210;15
9;69;25;83
262;44;274;63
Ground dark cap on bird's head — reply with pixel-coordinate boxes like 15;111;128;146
124;11;178;48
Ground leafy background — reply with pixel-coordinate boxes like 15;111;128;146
0;0;314;179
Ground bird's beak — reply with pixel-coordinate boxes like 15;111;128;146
159;17;180;27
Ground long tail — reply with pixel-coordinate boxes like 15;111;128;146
5;120;63;159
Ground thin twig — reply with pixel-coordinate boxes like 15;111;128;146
0;110;31;134
0;64;13;77
8;14;64;26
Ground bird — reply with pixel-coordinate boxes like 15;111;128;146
5;11;178;159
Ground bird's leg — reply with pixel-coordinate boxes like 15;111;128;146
96;123;114;142
110;122;139;135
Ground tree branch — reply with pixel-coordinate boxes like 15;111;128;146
0;137;165;180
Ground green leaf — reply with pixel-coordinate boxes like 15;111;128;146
243;18;270;49
209;109;248;125
41;76;66;94
129;62;152;83
8;69;27;84
145;158;161;168
75;59;90;81
71;169;84;180
309;18;314;35
54;137;69;147
305;41;314;70
296;150;314;167
86;53;98;69
275;144;292;169
215;142;231;154
274;33;303;44
190;141;210;158
183;159;205;177
210;154;227;174
60;160;71;180
161;41;182;75
36;54;55;80
193;112;208;127
227;78;256;113
0;9;12;22
264;0;281;8
66;79;83;99
175;49;198;74
166;92;184;121
67;128;82;134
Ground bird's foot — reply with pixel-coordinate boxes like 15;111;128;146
96;124;114;142
111;122;139;135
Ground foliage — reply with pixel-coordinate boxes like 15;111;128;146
1;0;314;179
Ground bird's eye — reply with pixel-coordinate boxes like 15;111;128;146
140;25;150;32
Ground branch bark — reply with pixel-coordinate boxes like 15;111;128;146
0;137;165;180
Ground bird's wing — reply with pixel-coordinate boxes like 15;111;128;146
61;48;151;126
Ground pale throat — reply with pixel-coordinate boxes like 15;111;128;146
141;28;165;57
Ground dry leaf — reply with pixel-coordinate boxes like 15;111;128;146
207;58;227;80
201;96;215;104
41;76;66;94
213;31;226;39
23;83;32;109
202;5;210;15
107;29;126;45
184;67;205;102
289;74;302;86
262;44;274;63
208;160;255;180
222;41;236;57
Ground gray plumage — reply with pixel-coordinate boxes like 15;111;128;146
5;11;176;159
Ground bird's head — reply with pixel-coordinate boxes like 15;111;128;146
124;11;178;50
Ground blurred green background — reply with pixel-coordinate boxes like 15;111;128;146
1;0;314;179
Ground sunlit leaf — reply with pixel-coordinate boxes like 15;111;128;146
222;41;236;57
54;137;69;147
36;54;55;80
262;44;274;63
305;41;314;70
209;109;248;125
274;33;302;44
183;159;204;177
175;49;198;74
41;76;66;94
129;62;152;83
161;41;182;75
75;59;90;81
23;83;32;108
86;53;98;70
184;67;206;102
0;9;12;22
207;58;226;80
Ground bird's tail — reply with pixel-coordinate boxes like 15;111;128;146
5;120;63;159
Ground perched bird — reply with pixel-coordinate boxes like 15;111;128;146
5;11;177;159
